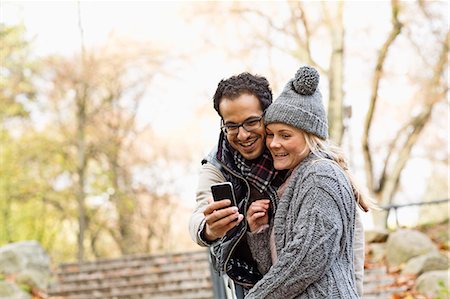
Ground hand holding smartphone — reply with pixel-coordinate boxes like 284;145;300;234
204;182;242;240
211;182;237;207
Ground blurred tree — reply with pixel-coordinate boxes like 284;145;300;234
418;168;449;225
43;37;173;258
1;21;197;262
0;23;75;258
362;0;449;227
0;23;55;246
0;129;72;252
0;23;38;121
193;1;448;228
191;1;347;144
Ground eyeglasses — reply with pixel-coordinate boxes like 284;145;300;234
221;114;264;135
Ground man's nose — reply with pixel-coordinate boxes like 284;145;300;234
237;126;251;139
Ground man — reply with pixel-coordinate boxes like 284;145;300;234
189;72;365;298
189;72;283;297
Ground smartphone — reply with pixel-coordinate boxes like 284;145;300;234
211;182;237;207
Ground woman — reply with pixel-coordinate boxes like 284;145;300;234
245;66;369;298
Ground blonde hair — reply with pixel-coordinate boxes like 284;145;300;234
303;132;375;212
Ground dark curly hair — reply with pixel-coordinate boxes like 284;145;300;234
213;72;273;117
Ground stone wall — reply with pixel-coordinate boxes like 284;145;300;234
0;241;50;299
365;228;449;298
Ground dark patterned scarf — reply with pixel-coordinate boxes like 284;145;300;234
217;133;286;193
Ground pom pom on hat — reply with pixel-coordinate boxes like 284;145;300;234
292;66;319;95
264;65;328;140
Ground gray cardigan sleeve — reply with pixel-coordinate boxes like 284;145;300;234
245;184;344;299
246;227;272;274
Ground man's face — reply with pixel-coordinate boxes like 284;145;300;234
219;93;266;160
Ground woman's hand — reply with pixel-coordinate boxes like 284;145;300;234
246;199;270;232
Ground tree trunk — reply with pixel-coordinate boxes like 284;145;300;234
326;1;345;145
1;197;12;242
110;155;138;255
371;210;390;229
76;90;87;262
76;2;87;262
371;191;391;229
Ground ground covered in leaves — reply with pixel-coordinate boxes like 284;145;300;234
365;219;449;299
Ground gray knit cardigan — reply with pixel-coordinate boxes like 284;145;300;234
245;154;360;299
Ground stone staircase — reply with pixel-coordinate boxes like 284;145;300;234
47;249;423;299
47;250;213;299
363;263;418;299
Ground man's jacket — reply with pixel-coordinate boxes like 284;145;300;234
189;142;280;287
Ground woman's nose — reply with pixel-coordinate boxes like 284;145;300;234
268;138;280;149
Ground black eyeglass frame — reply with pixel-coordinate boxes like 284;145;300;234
220;112;265;135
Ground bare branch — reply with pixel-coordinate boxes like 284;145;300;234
323;1;345;144
381;29;448;203
404;1;447;68
383;108;431;204
428;30;449;99
287;2;305;45
404;27;432;66
76;0;88;261
288;2;325;73
417;0;433;20
297;2;313;64
230;6;288;35
377;122;409;192
362;0;403;192
228;3;326;72
42;196;65;213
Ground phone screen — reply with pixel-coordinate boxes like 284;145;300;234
211;182;236;206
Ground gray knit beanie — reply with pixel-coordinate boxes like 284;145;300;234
264;66;328;140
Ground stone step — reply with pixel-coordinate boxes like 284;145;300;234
363;265;414;298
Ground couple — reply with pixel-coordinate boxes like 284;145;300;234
189;66;370;298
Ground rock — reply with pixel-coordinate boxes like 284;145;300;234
365;229;390;243
0;281;31;299
16;269;50;290
385;229;437;268
402;252;449;275
367;243;386;263
415;270;450;298
0;241;50;289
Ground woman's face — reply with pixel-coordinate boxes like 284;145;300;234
266;123;310;170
